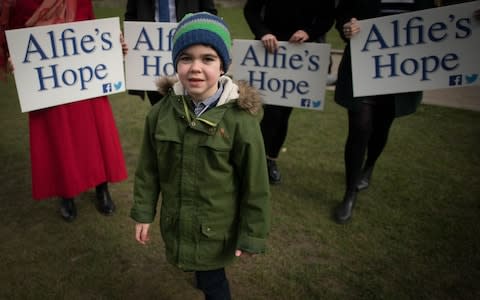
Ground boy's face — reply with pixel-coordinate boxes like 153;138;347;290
177;44;223;102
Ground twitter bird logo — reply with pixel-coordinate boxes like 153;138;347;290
465;74;478;84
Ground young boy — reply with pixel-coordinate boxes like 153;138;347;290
130;12;271;299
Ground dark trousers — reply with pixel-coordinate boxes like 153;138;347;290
195;268;231;300
260;104;293;159
344;96;395;190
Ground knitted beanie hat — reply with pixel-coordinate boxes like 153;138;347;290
172;12;232;72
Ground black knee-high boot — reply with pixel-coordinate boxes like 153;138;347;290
95;182;115;216
334;189;357;224
356;165;374;191
60;197;76;222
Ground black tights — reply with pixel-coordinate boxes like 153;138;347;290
260;105;293;159
344;98;395;191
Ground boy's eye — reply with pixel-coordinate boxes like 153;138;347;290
179;55;192;62
203;55;218;63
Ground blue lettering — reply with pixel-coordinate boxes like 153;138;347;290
289;54;303;70
100;32;113;50
35;63;110;91
373;53;399;78
247;71;309;98
404;17;425;46
35;64;61;90
59;28;78;57
167;28;176;51
362;25;389;51
373;52;460;81
61;69;78;87
134;28;155;51
455;18;471;39
428;22;447;42
80;34;96;53
241;46;261;67
142;56;175;76
307;55;320;71
399;58;419;76
24;34;49;63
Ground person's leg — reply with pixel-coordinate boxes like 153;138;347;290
261;105;293;159
95;182;115;216
195;268;231;300
357;96;395;190
334;103;374;223
260;105;293;184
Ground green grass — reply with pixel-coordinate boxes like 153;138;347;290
0;5;479;300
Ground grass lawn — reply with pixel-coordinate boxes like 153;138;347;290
0;4;479;300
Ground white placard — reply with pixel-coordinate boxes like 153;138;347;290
6;17;125;112
231;39;331;110
123;21;177;91
351;1;480;97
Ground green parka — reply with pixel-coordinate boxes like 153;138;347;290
130;76;271;271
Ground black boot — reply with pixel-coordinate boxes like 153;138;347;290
60;198;76;222
95;182;115;216
356;166;374;191
266;158;281;185
334;190;357;224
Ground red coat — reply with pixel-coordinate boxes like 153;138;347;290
10;0;128;200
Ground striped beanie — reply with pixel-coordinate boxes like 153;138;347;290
172;12;232;72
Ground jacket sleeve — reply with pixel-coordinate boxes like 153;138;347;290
130;109;161;223
303;2;336;41
232;112;271;254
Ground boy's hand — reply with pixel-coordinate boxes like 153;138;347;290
235;249;255;257
135;223;151;244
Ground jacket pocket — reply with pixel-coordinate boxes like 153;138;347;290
197;223;232;262
197;139;233;174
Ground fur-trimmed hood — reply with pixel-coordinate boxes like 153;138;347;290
156;75;263;115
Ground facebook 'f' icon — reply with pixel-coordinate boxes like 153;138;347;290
103;83;112;93
449;75;463;86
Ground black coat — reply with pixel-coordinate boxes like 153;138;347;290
243;0;335;42
125;0;217;22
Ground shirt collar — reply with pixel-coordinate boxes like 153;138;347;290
191;84;224;116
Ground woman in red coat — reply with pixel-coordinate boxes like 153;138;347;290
0;0;128;221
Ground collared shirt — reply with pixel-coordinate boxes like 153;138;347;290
191;84;224;117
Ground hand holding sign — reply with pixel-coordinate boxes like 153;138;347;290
7;56;13;73
260;34;279;54
342;18;360;39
